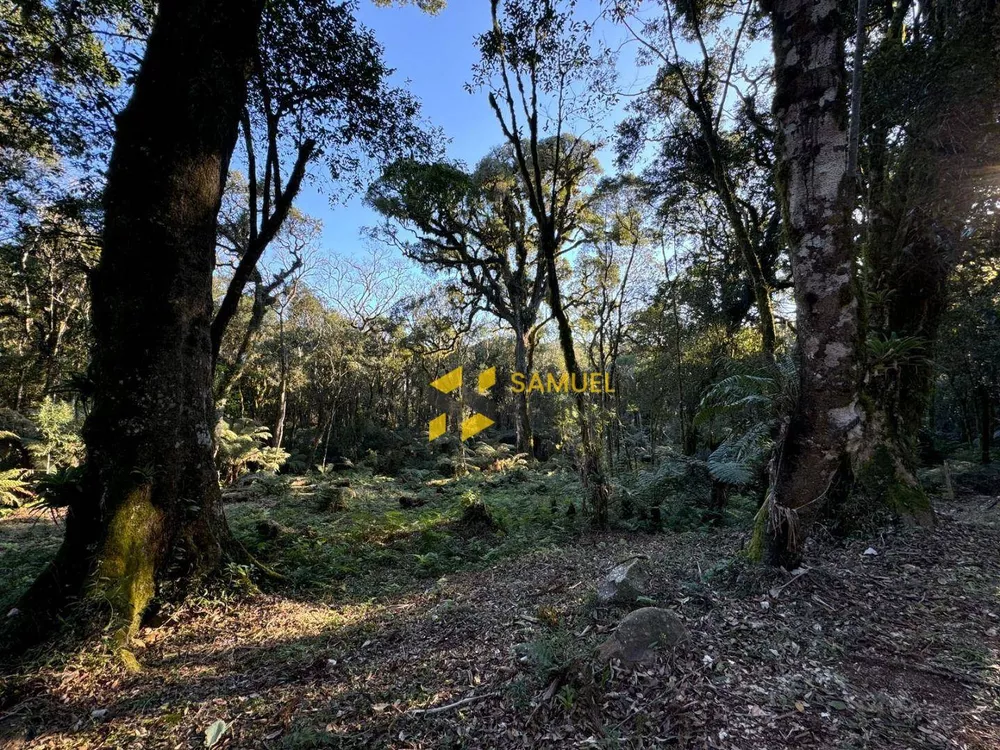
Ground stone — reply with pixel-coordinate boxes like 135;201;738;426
255;519;285;540
597;607;688;664
596;557;651;605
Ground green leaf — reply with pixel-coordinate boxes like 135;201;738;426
706;459;753;486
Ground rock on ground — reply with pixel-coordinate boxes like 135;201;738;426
596;557;651;605
597;606;688;664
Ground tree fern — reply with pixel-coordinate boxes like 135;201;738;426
0;467;34;509
215;418;289;483
697;357;797;486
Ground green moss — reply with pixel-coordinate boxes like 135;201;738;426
745;501;769;562
836;445;933;533
93;483;162;641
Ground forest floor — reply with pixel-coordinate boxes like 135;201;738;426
1;462;1000;749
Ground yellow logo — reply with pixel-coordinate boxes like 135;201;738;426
428;366;496;441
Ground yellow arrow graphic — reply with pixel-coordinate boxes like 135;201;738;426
430;366;463;394
461;413;494;441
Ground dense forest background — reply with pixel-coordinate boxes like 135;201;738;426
1;0;1000;746
3;0;997;549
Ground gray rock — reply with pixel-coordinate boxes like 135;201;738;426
596;557;651;605
597;607;688;664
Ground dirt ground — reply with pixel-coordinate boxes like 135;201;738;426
1;490;999;749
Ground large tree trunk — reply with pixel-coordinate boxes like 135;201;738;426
759;0;861;568
850;0;997;523
10;0;260;645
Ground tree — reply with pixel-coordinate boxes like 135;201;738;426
214;178;319;407
757;0;861;567
211;0;428;370
369;150;551;454
7;0;436;649
854;0;1000;502
474;0;616;524
0;0;147;231
0;206;98;408
614;0;785;357
576;178;654;466
6;0;264;648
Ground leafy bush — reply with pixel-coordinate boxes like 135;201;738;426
28;397;84;471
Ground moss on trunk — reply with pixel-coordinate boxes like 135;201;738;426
839;444;934;531
1;0;259;661
92;484;162;639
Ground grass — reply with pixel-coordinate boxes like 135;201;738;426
0;456;752;619
227;464;587;602
0;509;61;612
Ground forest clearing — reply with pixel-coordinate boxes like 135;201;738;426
2;456;1000;748
3;0;1000;747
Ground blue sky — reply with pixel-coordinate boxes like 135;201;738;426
294;0;638;260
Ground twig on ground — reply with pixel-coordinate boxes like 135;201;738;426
769;567;810;598
407;692;500;715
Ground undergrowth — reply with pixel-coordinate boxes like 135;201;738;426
227;466;587;602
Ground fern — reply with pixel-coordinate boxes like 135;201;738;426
215;418;289;484
696;357;796;486
0;468;34;509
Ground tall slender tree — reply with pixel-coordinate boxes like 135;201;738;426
369;150;553;454
614;0;785;357
474;0;615;524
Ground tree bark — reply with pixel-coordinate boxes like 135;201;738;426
274;313;289;449
542;236;610;527
760;0;861;568
10;0;261;646
978;383;993;465
512;326;533;455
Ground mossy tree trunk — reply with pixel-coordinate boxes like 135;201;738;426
853;0;1000;516
10;0;261;646
762;0;862;568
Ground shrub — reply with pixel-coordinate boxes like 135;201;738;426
29;397;84;471
215;418;289;484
